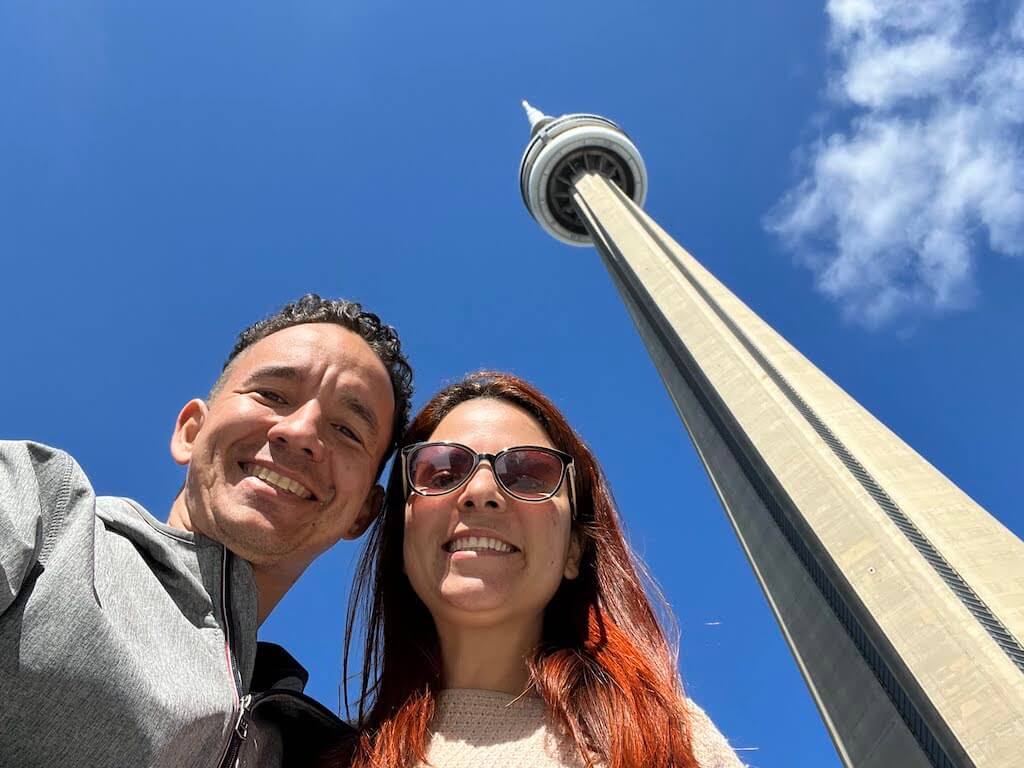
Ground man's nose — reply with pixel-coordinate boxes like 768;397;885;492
457;462;505;511
267;400;325;461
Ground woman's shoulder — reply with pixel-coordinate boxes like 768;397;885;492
687;699;747;768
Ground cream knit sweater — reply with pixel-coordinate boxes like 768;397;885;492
415;689;745;768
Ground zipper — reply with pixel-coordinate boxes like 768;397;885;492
221;546;243;692
234;694;252;738
215;546;248;768
218;693;252;768
221;688;355;767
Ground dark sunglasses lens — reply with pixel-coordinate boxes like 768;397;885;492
409;445;475;494
495;449;565;500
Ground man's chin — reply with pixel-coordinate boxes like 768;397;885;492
221;531;299;566
208;491;340;568
211;506;302;563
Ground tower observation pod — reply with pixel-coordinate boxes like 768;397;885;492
519;102;1024;768
519;100;647;246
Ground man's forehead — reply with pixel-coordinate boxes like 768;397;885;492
222;323;392;396
237;323;375;369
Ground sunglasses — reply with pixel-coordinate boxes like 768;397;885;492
401;441;576;511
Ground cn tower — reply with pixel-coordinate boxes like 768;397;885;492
519;102;1024;768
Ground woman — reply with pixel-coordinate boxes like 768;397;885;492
334;371;743;768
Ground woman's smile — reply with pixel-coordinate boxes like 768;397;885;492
403;398;578;622
443;531;520;556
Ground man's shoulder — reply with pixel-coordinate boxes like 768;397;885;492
0;440;90;554
0;439;70;460
0;441;94;613
0;441;171;571
0;441;169;538
0;441;157;546
0;439;79;492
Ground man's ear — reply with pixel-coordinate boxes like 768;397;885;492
170;399;208;466
343;484;385;540
564;530;583;580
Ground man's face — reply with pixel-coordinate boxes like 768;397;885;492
171;323;395;572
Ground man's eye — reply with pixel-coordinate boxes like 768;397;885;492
333;424;362;444
256;390;286;404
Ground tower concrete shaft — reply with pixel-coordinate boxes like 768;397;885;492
520;106;1024;768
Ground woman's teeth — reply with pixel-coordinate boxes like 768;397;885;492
446;536;515;554
243;464;313;499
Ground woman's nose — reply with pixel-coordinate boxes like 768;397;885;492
457;461;505;511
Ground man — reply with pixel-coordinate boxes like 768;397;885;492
0;294;413;768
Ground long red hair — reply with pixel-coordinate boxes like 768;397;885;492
334;371;699;768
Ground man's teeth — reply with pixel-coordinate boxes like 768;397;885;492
244;464;313;499
447;536;515;554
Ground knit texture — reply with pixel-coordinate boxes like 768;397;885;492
416;688;745;768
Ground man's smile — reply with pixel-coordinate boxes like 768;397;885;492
240;462;316;500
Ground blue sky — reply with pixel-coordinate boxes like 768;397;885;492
2;2;1022;766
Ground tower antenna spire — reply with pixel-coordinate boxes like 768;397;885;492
521;100;553;135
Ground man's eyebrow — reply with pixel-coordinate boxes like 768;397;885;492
239;365;302;385
336;393;380;439
237;365;381;439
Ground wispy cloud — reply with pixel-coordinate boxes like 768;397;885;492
767;0;1024;328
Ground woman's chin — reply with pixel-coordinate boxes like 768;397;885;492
438;579;513;616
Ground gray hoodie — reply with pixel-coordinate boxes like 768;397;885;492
0;441;350;768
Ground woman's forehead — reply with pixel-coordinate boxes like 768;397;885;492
429;398;554;449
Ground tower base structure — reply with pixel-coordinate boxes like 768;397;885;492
520;104;1024;768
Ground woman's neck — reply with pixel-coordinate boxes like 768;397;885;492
436;618;542;695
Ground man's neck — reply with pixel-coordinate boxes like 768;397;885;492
167;494;298;625
166;493;193;533
249;562;303;625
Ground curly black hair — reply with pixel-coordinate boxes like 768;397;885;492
213;293;413;473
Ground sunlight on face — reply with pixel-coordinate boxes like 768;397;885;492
403;398;579;635
174;323;394;570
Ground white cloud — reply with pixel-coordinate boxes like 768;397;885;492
768;0;1024;327
842;35;969;107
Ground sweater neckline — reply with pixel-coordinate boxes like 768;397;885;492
436;688;543;708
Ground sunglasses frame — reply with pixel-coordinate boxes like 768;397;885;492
401;440;577;516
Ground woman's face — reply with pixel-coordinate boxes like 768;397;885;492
403;398;581;634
